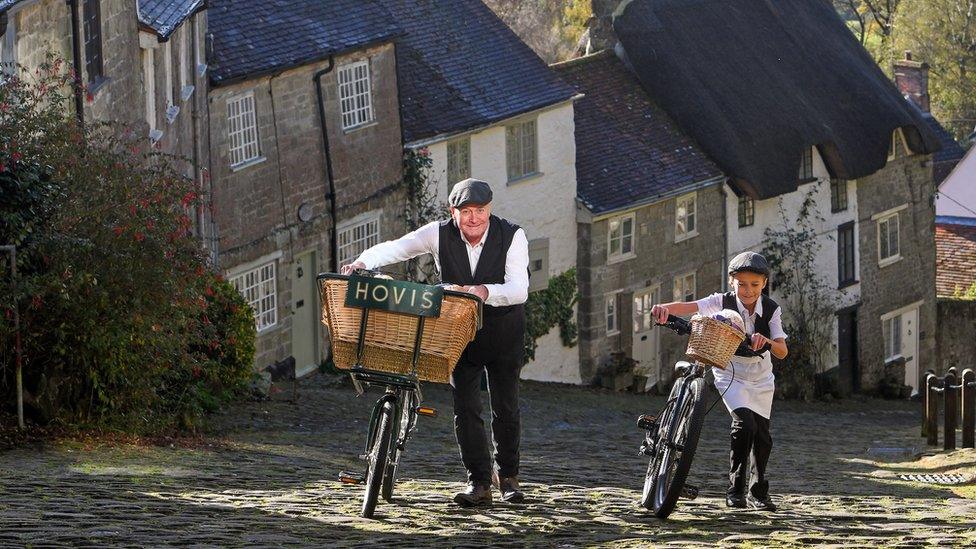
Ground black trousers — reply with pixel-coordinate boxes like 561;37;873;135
450;311;524;485
728;407;772;499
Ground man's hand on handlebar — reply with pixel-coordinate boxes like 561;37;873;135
340;261;366;275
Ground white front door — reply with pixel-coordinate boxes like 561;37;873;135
633;286;661;389
291;251;320;377
901;308;919;393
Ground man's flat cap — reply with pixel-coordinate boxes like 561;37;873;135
727;251;770;276
449;178;493;208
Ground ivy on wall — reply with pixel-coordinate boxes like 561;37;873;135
524;268;578;361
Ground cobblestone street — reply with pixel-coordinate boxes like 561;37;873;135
1;374;975;547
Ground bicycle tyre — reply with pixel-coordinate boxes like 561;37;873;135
382;397;412;502
362;399;395;518
640;395;676;510
653;376;707;519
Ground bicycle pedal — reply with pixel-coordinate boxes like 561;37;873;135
338;471;365;485
680;484;699;500
638;443;656;457
416;406;438;417
636;414;656;430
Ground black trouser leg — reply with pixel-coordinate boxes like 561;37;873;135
486;351;521;478
728;407;756;496
749;413;772;499
451;351;491;485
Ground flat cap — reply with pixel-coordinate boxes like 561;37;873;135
448;178;493;208
727;251;770;276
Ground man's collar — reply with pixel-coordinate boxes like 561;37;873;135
458;223;489;248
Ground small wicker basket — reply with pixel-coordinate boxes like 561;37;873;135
319;276;481;384
685;316;746;369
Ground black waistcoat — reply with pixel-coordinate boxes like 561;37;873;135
438;216;526;362
722;292;779;358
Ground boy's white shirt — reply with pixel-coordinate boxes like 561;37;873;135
694;292;789;419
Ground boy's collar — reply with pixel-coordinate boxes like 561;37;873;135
735;295;763;317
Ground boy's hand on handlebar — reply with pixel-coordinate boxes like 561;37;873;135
651;304;669;325
340;261;366;275
750;333;769;351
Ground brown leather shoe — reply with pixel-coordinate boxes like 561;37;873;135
453;482;493;507
492;472;525;503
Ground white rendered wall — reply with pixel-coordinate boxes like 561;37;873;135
413;102;582;384
937;147;976;219
725;149;861;371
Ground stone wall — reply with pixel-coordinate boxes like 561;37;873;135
935;298;976;372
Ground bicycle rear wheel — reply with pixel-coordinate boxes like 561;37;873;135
362;399;395;518
653;376;706;519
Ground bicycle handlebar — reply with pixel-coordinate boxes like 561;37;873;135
656;315;691;335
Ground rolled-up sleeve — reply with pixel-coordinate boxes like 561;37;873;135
694;293;724;316
357;221;439;270
483;228;529;306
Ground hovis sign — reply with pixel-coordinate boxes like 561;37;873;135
344;275;443;317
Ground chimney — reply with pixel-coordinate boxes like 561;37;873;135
893;50;930;112
586;0;627;53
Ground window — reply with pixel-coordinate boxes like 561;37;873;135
888;129;906;160
877;212;900;264
675;192;697;241
528;238;550;292
447;137;471;188
798;147;813;179
230;261;277;331
674;272;696;302
838;222;856;287
1;11;15;78
883;314;902;360
606;292;620;335
338;60;373;130
338;213;381;266
506;119;538;181
737;195;754;227
607;213;635;262
82;0;103;83
227;92;261;167
142;48;159;138
831;179;848;212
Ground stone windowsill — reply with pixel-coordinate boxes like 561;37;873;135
231;156;267;172
507;171;544;186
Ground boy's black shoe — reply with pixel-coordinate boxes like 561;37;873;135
747;494;777;512
726;493;747;508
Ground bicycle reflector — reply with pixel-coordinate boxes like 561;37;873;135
416;406;438;417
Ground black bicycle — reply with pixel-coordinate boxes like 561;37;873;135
636;314;740;519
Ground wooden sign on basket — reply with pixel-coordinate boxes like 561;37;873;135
344;274;444;317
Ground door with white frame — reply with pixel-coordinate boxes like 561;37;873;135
633;286;661;390
882;303;920;395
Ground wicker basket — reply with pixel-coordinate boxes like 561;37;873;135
319;277;481;384
685;316;746;369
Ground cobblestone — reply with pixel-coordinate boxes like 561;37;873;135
1;374;975;547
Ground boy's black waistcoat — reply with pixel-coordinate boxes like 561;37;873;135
439;216;525;362
722;292;779;358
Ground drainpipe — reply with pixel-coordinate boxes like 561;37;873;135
66;0;84;129
1;245;23;429
313;56;339;272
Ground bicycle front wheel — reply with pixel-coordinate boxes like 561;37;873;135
362;399;395;518
382;392;415;502
653;376;707;519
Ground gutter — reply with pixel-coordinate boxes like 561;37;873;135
313;56;339;272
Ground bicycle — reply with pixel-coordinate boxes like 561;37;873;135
318;271;482;518
636;314;745;519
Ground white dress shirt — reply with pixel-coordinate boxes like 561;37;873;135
695;292;788;418
356;220;530;307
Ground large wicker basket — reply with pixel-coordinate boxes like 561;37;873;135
685;316;746;369
319;276;481;384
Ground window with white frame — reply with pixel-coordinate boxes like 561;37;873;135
883;314;902;360
230;261;277;331
141;48;157;132
338;213;381;266
338;60;373;130
528;238;549;292
877;212;900;263
798;146;813;179
675;193;697;240
227;92;261;166
674;272;696;302
506;118;538;181
1;11;16;78
607;213;635;262
447;137;471;188
606;292;620;335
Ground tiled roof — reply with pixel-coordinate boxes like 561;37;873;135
387;0;577;144
923;113;966;165
553;51;723;215
208;0;401;86
936;221;976;297
138;0;203;39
